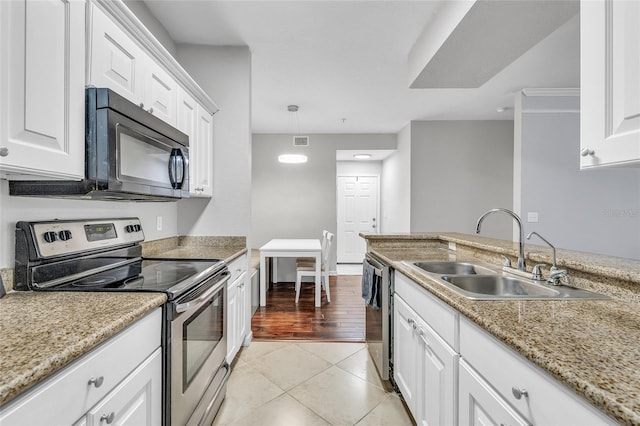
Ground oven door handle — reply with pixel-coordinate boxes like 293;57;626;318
175;272;230;313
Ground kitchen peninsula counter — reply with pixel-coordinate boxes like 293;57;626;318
362;232;640;425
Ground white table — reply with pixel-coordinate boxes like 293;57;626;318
259;239;322;308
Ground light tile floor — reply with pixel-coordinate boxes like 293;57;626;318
214;341;414;426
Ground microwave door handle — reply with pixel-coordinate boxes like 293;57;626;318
169;149;185;189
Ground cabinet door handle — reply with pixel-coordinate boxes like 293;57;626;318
88;376;104;388
416;327;431;347
512;387;529;400
580;148;595;157
0;147;8;157
100;412;115;424
407;318;416;329
148;107;154;114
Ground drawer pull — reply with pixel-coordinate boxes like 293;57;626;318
407;318;416;329
88;376;104;388
512;387;529;400
100;412;115;424
417;327;431;347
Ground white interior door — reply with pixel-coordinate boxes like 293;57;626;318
337;176;379;263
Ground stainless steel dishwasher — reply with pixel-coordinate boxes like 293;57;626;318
363;252;395;391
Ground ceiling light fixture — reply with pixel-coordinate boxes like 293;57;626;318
278;105;308;164
278;154;308;164
353;153;372;160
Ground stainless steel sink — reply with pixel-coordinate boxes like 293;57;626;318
439;275;610;300
440;275;559;299
410;261;496;275
403;260;610;300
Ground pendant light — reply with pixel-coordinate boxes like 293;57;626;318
278;105;308;164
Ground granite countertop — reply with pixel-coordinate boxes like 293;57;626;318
0;235;248;409
142;235;247;264
364;233;640;425
0;292;166;407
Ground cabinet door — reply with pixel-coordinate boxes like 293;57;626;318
393;295;419;416
85;348;162;426
144;60;177;127
177;88;199;195
415;316;458;426
237;272;248;345
459;360;530;426
88;4;144;105
227;281;238;362
580;0;640;168
0;0;84;180
195;105;214;197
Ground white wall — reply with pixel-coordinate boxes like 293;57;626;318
381;123;411;232
336;161;381;177
175;45;252;242
252;133;395;279
410;121;514;239
0;180;177;267
517;92;640;259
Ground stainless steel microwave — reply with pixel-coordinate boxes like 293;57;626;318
10;88;189;201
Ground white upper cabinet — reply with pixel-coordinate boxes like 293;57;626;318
177;87;213;197
580;0;640;168
144;63;177;127
88;4;144;105
0;0;85;180
194;105;213;197
88;5;177;127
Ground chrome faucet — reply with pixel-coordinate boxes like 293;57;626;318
526;231;569;285
476;208;526;271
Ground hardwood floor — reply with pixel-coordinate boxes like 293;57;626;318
251;275;365;342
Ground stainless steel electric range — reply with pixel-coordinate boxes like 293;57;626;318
14;218;230;426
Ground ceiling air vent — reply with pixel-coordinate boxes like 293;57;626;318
293;136;309;146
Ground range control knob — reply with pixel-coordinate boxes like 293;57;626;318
134;224;142;232
125;225;135;233
59;230;72;241
43;231;57;243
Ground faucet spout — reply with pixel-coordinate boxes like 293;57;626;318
476;208;526;271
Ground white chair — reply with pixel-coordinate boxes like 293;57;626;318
295;232;333;304
297;230;328;265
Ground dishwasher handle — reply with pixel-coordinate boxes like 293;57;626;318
365;254;385;277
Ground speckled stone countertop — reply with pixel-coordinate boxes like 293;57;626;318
142;235;247;264
0;292;166;407
0;235;247;408
362;232;640;425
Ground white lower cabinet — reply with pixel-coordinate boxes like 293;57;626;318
394;273;458;426
0;309;162;426
459;317;616;426
458;360;529;426
393;272;616;426
227;254;248;362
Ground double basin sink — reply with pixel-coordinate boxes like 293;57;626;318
403;261;609;300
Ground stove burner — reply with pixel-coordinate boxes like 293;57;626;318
72;275;118;288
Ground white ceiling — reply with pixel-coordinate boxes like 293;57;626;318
143;1;580;134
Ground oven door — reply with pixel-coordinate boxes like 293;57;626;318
169;270;230;426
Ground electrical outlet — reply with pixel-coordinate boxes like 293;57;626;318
156;216;163;231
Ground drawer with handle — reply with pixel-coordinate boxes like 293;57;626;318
0;309;161;425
